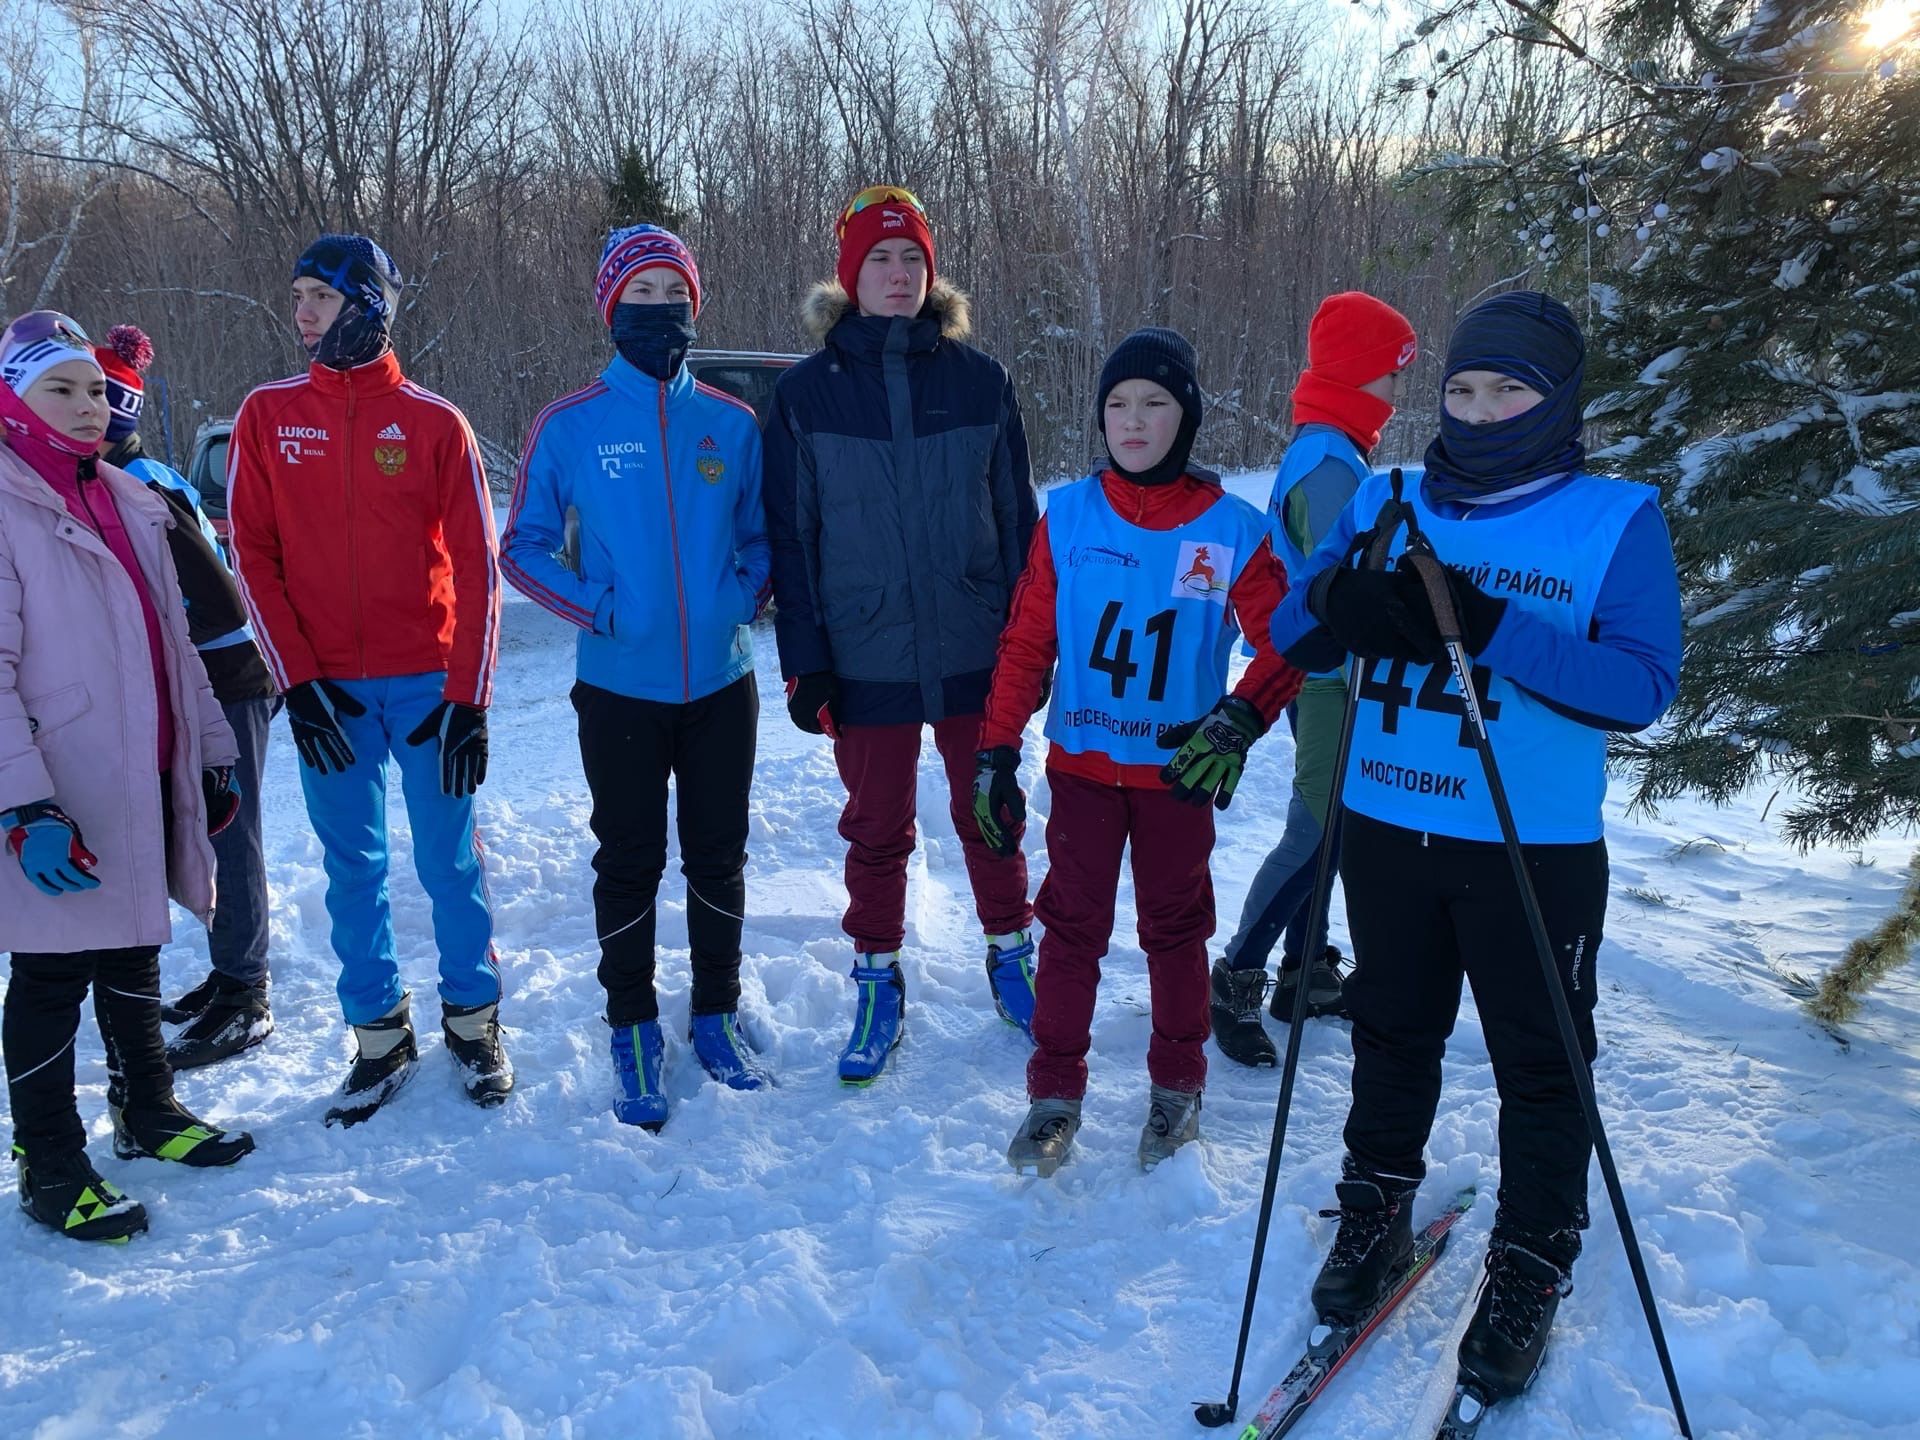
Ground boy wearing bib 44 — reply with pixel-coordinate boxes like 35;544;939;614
1271;293;1681;1404
975;329;1303;1174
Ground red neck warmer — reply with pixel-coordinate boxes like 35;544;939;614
0;381;97;490
1290;370;1392;454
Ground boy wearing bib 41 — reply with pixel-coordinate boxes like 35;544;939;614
974;329;1303;1174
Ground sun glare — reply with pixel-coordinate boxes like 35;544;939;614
1860;0;1917;49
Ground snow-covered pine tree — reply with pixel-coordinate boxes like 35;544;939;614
1403;0;1919;1017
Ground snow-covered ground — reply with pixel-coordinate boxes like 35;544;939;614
4;474;1917;1439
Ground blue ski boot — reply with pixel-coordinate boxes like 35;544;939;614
609;1019;668;1131
838;957;906;1085
689;1011;774;1090
985;930;1038;1039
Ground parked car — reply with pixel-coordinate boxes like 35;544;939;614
185;416;235;544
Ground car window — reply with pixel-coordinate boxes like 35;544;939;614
192;436;232;512
688;363;786;424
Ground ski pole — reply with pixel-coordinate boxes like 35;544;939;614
1395;521;1693;1440
1195;483;1415;1430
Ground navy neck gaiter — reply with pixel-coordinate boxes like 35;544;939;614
612;302;697;383
1423;291;1586;504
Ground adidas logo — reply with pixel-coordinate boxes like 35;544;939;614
698;434;720;452
376;422;406;441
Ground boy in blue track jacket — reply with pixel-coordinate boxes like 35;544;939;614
501;225;772;1130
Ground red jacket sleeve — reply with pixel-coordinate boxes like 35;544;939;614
435;405;502;708
226;391;321;692
1227;536;1304;728
979;516;1058;751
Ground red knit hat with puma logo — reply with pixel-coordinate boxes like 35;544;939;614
835;185;936;301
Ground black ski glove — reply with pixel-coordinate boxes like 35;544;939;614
202;766;241;837
285;679;368;774
785;672;841;738
972;746;1026;857
406;701;490;799
1387;564;1509;659
1307;566;1434;663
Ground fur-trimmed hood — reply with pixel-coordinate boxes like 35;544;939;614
801;277;972;344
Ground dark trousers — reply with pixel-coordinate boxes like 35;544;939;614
574;674;758;1025
833;714;1033;953
1027;769;1217;1100
4;946;170;1157
208;694;279;986
1339;809;1606;1241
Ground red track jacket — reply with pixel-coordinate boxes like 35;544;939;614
227;353;501;707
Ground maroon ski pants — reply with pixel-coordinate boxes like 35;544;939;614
834;714;1033;954
1027;767;1218;1100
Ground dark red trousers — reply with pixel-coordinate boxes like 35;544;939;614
1027;767;1218;1100
834;714;1033;954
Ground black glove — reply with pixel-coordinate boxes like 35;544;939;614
285;679;368;774
785;672;841;738
405;701;490;799
1156;695;1265;810
1306;566;1434;663
1388;564;1509;657
972;746;1026;856
202;766;241;837
1033;668;1053;716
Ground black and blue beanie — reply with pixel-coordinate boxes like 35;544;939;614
293;234;403;327
1097;327;1202;429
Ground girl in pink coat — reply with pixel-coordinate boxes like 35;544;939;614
1;312;254;1244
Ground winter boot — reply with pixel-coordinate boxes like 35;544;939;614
111;1094;255;1166
838;958;906;1085
1209;961;1277;1067
1270;946;1349;1023
1310;1160;1419;1322
14;1144;147;1244
1137;1085;1203;1170
689;1011;774;1091
610;1019;669;1131
985;930;1038;1039
1457;1233;1576;1400
443;1000;515;1107
1007;1097;1081;1177
161;969;220;1025
165;972;273;1070
324;996;419;1128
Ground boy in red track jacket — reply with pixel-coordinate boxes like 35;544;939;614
228;234;508;1125
973;328;1303;1175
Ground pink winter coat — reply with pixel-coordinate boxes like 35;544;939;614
0;441;239;953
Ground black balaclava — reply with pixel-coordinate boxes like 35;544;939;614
1097;326;1203;488
294;233;402;370
611;301;697;383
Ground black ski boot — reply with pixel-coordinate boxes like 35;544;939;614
14;1144;148;1243
164;972;273;1070
443;1000;515;1107
111;1094;255;1166
1209;961;1277;1067
1457;1233;1576;1400
1310;1160;1418;1321
1270;946;1349;1022
324;996;419;1128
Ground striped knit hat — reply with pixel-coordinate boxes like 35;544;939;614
594;224;702;324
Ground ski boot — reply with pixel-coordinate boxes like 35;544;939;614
1457;1232;1576;1400
164;971;273;1070
1310;1159;1419;1322
610;1019;669;1131
324;996;419;1128
111;1094;255;1166
838;957;906;1084
985;930;1038;1039
1270;946;1349;1022
14;1144;147;1244
1137;1085;1202;1170
1209;961;1276;1067
443;1000;515;1107
689;1011;774;1090
1006;1097;1081;1177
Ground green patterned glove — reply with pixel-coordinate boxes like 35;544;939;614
1156;695;1265;810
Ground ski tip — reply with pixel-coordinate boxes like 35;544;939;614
1191;1400;1236;1429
